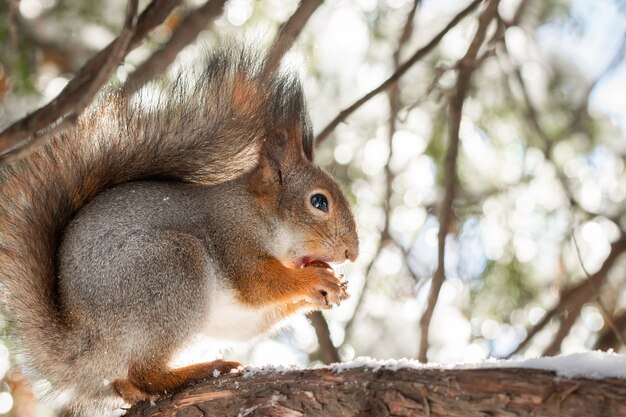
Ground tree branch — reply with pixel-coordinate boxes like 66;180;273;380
125;365;626;416
8;0;19;53
507;233;626;357
124;0;227;94
262;0;323;77
0;0;182;160
315;0;483;145
540;230;626;357
417;0;500;363
594;310;626;351
565;230;626;351
343;0;422;347
307;311;341;364
594;301;626;350
499;32;626;356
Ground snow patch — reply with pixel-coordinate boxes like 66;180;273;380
242;364;300;379
329;357;425;373
502;351;626;379
328;351;626;380
238;351;626;381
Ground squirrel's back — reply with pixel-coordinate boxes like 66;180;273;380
0;46;314;412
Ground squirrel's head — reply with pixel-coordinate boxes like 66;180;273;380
229;61;358;269
248;127;359;270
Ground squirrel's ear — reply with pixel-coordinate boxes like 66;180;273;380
249;143;282;199
248;128;303;197
267;127;306;168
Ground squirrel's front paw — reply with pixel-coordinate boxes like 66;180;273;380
303;261;348;308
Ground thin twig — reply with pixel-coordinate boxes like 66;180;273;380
342;0;421;347
499;29;626;356
542;302;581;356
507;233;626;357
594;301;626;349
342;246;381;342
8;0;19;53
594;310;626;351
502;29;625;204
572;231;626;349
417;0;500;363
566;32;626;137
307;311;341;364
506;53;555;158
124;0;227;94
262;0;323;78
315;0;483;145
398;65;449;121
542;231;626;356
511;0;531;25
0;0;182;159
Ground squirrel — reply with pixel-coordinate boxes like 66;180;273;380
0;46;359;415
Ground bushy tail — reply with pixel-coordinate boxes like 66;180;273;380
0;46;312;382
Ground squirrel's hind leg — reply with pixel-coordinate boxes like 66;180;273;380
113;359;241;404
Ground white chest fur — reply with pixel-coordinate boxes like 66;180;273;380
202;287;281;341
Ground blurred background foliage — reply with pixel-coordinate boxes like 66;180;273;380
2;0;626;415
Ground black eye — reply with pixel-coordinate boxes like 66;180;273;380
310;193;329;212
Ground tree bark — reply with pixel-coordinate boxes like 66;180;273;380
125;366;626;417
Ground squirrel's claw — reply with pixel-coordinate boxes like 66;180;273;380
303;263;349;309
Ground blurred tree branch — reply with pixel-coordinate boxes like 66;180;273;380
539;232;626;357
572;232;626;349
594;310;626;351
126;0;323;95
308;311;341;364
315;0;483;144
507;233;626;357
342;0;422;347
501;26;625;205
127;0;323;93
565;32;626;137
0;0;182;162
124;0;227;94
541;230;626;356
498;28;626;357
262;0;323;78
8;0;19;53
418;0;500;363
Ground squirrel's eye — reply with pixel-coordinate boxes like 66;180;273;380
310;193;329;212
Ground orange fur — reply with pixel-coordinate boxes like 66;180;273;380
234;259;348;309
114;360;241;403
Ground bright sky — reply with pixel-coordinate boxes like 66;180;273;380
539;0;626;133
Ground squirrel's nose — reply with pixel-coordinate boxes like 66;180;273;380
345;247;358;263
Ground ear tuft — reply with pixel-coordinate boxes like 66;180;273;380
231;74;262;117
